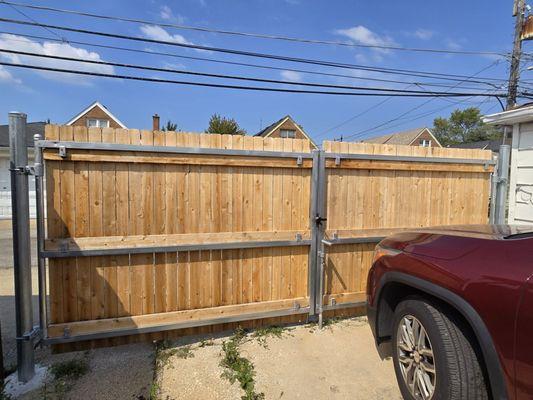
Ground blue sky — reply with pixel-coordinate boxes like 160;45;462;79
0;0;524;142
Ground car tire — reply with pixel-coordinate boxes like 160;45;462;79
391;298;489;400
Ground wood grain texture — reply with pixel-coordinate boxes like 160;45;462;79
44;127;491;345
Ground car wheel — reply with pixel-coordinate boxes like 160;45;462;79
391;298;489;400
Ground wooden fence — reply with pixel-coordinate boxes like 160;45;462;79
321;141;492;311
39;125;493;346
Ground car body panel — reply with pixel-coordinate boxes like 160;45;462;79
515;274;533;400
366;225;533;400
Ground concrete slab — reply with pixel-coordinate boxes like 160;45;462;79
4;365;48;398
240;318;401;400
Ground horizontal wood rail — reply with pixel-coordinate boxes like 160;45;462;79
325;158;493;172
322;292;366;307
46;297;310;343
44;230;312;257
43;149;313;168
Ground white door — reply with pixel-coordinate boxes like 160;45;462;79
509;122;533;224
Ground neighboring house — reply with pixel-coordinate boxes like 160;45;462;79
449;139;507;159
362;127;442;147
255;115;318;149
66;101;127;129
0;122;45;219
0;101;126;219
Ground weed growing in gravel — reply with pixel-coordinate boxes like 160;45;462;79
252;326;290;348
220;327;264;400
43;356;90;399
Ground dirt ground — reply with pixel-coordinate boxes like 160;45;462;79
1;221;400;399
157;321;401;400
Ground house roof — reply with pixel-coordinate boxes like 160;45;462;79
65;100;127;128
449;139;504;153
254;115;317;148
0;121;46;148
362;127;442;147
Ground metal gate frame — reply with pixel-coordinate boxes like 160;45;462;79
10;115;501;381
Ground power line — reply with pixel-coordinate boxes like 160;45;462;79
0;0;509;57
357;92;498;139
0;0;63;40
338;61;503;141
0;61;514;98
0;48;500;96
0;17;511;85
0;31;501;91
314;84;415;140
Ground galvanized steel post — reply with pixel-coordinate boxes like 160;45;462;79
34;133;47;341
9;112;35;382
493;145;511;225
308;150;320;318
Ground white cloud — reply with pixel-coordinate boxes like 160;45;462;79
280;70;302;82
335;26;396;53
160;5;185;23
0;65;21;84
414;29;434;40
0;34;114;85
140;25;192;45
445;39;462;50
140;25;212;53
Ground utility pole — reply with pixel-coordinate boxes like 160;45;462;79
507;0;527;109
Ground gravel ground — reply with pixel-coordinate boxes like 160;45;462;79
157;320;401;400
158;337;243;400
240;319;401;400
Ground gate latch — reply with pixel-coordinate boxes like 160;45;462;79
315;214;327;226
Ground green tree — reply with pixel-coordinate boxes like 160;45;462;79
205;114;246;135
432;107;500;146
162;120;178;132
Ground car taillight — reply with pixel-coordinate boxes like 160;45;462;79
372;245;402;264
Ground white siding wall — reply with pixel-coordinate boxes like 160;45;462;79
509;122;533;224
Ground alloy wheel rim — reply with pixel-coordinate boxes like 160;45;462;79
396;315;436;400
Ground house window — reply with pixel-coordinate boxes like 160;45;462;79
87;118;110;128
419;139;431;147
280;129;296;138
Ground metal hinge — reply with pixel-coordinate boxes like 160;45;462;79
16;326;42;344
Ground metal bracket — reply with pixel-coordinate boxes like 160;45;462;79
10;166;36;175
16;326;42;344
335;156;341;166
295;233;302;242
296;155;303;166
330;298;337;306
63;326;71;338
293;301;301;310
332;232;339;240
58;145;67;158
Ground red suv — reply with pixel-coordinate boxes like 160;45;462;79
366;225;533;400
